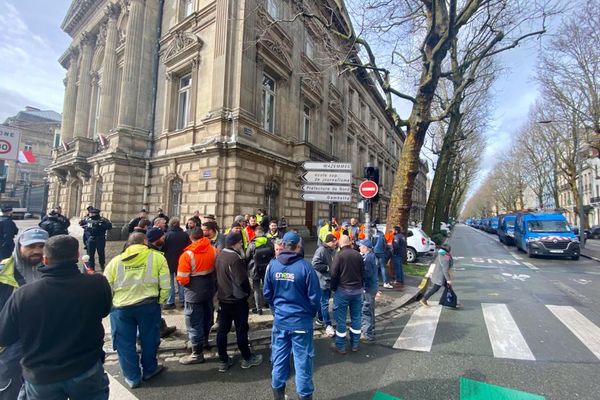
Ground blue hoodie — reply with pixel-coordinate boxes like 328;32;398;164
263;250;321;331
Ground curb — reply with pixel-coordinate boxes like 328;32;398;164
103;286;420;357
580;252;600;263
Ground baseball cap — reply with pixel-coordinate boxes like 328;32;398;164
146;227;164;243
20;228;49;246
356;239;373;249
1;206;13;213
282;231;300;246
226;232;243;246
324;234;336;243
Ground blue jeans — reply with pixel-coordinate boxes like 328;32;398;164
332;291;363;351
317;288;332;326
166;273;184;305
376;255;388;283
271;327;314;397
392;255;404;283
23;361;108;400
0;341;23;400
110;302;161;384
184;301;213;346
361;290;377;340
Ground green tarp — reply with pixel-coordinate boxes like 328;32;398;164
372;391;402;400
460;377;545;400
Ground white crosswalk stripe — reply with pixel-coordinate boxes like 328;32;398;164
481;303;535;360
393;304;442;352
546;305;600;360
391;302;600;362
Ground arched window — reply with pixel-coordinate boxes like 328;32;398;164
169;178;183;218
69;180;82;218
264;181;279;218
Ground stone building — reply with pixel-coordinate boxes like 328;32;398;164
409;159;429;224
2;107;61;212
50;0;404;238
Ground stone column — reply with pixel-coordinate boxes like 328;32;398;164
72;32;96;138
61;49;79;143
117;0;145;129
97;3;121;135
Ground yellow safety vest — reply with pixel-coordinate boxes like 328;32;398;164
319;224;332;243
104;245;170;308
256;214;263;225
0;257;18;289
224;228;249;250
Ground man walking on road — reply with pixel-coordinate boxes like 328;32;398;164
311;233;337;337
357;239;378;342
215;232;263;373
177;227;218;365
0;227;48;400
246;227;274;315
163;218;191;310
264;231;321;400
331;235;364;354
104;233;170;388
0;207;19;260
391;226;406;286
0;235;112;400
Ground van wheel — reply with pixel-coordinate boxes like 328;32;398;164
407;247;417;263
527;245;535;258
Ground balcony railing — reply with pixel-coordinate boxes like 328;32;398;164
590;196;600;205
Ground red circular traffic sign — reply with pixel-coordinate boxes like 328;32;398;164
0;140;11;154
359;180;378;199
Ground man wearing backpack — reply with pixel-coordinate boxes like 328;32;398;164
246;227;274;315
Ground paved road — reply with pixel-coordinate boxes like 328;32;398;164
102;223;600;399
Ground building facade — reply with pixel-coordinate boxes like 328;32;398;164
409;159;428;224
2;107;61;213
50;0;405;238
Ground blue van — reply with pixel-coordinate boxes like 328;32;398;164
514;211;580;260
487;216;499;233
498;214;517;245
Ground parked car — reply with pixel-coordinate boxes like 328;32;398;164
588;226;600;239
376;225;435;263
514;211;580;260
498;214;517;245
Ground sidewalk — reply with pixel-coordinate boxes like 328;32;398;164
581;240;600;262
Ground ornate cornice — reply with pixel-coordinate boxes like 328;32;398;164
257;38;293;79
61;0;103;35
105;2;121;20
163;30;203;61
80;31;97;48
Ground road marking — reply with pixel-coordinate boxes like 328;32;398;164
501;273;531;281
546;305;600;360
481;303;535;360
571;278;591;285
522;262;539;271
108;372;139;400
393;304;442;352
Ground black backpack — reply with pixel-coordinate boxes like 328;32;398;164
253;242;274;275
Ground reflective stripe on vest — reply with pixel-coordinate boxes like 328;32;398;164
186;247;216;277
0;258;18;289
113;252;155;290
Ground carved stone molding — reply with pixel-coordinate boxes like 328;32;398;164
163;30;203;64
191;56;201;70
257;38;293;79
105;2;121;20
301;76;322;104
80;31;97;48
97;24;108;46
90;71;100;87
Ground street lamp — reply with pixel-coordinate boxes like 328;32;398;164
538;120;586;247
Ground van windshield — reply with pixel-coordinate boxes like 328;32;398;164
527;220;571;233
505;220;515;228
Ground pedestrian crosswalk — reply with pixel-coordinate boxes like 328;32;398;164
392;302;600;362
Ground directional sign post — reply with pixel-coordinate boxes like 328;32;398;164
300;161;353;207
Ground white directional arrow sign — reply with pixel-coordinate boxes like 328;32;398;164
302;162;352;171
301;193;352;202
301;185;351;194
301;171;352;184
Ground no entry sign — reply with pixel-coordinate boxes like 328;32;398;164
359;180;378;199
0;125;20;161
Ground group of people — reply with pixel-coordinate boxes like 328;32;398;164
0;203;418;400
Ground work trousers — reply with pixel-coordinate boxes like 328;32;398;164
391;255;404;283
271;327;314;398
184;301;213;346
166;273;184;305
217;301;252;362
361;290;377;341
110;302;161;383
0;341;23;400
317;288;332;326
333;291;363;351
86;237;106;270
23;361;108;400
376;255;388;283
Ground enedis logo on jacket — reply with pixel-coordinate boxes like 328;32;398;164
124;263;146;271
275;272;295;281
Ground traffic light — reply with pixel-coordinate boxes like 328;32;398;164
363;166;380;202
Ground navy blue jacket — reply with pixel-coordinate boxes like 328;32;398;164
362;251;378;293
263;251;321;331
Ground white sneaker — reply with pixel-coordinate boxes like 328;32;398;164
383;283;393;289
325;325;335;338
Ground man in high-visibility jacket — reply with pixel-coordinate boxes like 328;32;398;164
0;227;48;400
318;220;333;245
176;227;218;365
104;232;170;389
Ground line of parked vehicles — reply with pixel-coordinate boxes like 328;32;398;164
466;210;581;260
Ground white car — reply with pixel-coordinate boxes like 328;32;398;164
375;225;435;263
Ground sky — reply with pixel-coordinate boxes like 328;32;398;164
0;0;543;194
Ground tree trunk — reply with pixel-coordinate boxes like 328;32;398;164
423;139;453;234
